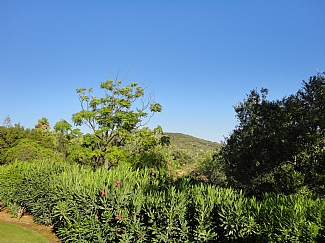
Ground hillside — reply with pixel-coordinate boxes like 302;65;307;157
164;132;222;159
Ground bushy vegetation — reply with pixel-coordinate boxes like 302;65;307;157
194;150;227;186
221;71;325;196
165;132;221;160
1;71;325;242
1;160;325;242
0;123;57;165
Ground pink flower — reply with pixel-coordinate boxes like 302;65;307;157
101;189;106;195
167;165;172;171
59;152;64;157
115;214;123;221
117;228;122;233
114;180;121;186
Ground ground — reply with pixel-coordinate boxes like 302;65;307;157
0;209;60;243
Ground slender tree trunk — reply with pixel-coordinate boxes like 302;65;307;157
104;158;109;170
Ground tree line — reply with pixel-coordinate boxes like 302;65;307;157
1;71;325;197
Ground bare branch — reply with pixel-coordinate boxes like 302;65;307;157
114;66;120;83
121;65;131;82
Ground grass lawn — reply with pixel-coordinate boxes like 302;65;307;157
0;221;48;243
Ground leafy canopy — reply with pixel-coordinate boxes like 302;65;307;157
71;76;162;169
222;71;325;195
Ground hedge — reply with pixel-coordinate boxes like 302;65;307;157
1;160;325;242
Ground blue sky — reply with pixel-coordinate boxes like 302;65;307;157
1;1;324;142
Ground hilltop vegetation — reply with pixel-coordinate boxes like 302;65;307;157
162;132;222;177
165;132;221;157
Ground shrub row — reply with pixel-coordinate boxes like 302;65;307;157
1;160;325;242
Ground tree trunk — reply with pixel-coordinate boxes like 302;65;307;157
104;158;109;170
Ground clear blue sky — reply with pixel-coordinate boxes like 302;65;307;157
1;1;324;142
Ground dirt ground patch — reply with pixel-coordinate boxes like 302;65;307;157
0;209;60;243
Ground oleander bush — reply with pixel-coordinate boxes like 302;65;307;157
0;159;67;223
1;160;325;242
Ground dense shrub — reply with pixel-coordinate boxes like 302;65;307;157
0;159;67;223
2;138;55;164
194;150;227;186
0;125;56;164
1;160;325;242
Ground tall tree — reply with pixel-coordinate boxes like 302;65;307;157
222;72;325;195
295;72;325;189
72;75;162;170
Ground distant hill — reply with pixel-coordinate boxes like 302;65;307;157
164;132;222;158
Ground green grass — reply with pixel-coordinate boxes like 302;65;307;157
0;221;48;243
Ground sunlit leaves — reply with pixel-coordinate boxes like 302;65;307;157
150;103;162;112
100;79;114;90
71;74;162;169
35;117;50;130
54;120;72;134
76;87;86;94
2;161;325;241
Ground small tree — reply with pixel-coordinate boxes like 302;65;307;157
54;119;72;135
3;115;12;128
72;75;162;170
35;117;50;130
54;119;82;153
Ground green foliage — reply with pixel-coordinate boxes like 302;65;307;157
54;119;72;134
0;124;57;164
53;119;82;157
222;72;325;195
0;124;28;149
121;127;176;171
171;149;194;166
194;150;227;186
2;160;325;242
166;132;221;160
0;160;67;224
2;138;55;164
130;144;175;172
163;133;222;177
72;76;162;170
35;117;50;130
